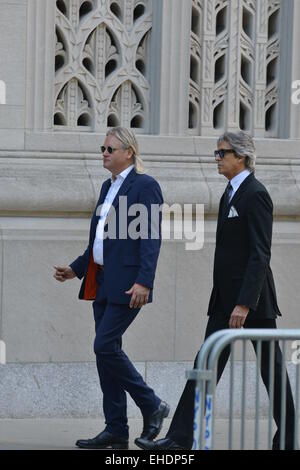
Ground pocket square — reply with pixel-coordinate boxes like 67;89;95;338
228;206;239;218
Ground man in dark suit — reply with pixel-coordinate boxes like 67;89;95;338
135;131;296;451
54;127;169;449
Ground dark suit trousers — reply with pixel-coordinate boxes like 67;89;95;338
93;270;160;438
167;313;295;449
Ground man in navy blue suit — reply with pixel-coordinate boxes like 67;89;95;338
54;127;169;449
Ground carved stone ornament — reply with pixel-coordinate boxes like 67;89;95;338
188;0;281;137
54;0;152;132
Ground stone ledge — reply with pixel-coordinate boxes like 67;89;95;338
18;131;300;158
0;150;300;215
0;361;298;419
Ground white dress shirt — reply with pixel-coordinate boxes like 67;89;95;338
93;165;134;265
228;169;251;203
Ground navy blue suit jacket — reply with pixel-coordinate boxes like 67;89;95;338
70;168;163;304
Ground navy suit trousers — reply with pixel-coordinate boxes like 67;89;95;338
93;270;160;438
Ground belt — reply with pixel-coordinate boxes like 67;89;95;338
98;265;104;271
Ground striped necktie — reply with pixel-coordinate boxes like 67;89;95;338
224;182;233;206
222;182;233;217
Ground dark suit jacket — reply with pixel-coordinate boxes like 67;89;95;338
70;168;163;304
207;172;281;319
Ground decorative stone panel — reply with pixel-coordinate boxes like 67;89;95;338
188;0;282;137
54;0;152;133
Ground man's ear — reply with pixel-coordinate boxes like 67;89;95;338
127;148;134;161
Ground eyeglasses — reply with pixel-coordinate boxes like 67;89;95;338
214;149;236;159
101;146;123;154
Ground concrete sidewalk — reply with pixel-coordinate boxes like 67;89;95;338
0;418;292;450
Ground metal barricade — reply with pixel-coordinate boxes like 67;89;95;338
187;329;300;450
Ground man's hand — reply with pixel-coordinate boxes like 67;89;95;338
53;266;76;282
229;305;249;329
125;284;150;309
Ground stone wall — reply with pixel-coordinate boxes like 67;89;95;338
0;0;300;418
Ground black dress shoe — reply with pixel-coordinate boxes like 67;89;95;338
76;430;129;449
272;442;295;450
135;437;185;450
138;401;170;441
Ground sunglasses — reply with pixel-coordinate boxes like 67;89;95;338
101;146;123;154
214;149;236;159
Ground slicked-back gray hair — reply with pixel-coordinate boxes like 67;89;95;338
218;131;256;172
106;127;145;174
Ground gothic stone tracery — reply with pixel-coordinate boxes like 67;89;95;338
188;0;282;137
53;0;284;137
54;0;152;133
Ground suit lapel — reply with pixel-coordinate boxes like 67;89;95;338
90;178;111;242
94;178;111;220
216;194;226;238
99;179;112;205
112;168;137;210
105;168;137;225
217;173;254;242
229;173;254;208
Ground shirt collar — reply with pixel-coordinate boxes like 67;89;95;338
111;164;134;183
230;169;251;193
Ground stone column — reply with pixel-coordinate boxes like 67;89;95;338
289;0;300;138
226;0;241;132
151;0;191;135
253;0;268;138
200;0;217;136
0;0;27;149
25;0;56;131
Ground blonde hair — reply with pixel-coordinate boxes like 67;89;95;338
106;127;145;174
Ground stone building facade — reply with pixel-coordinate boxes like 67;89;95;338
0;0;300;418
